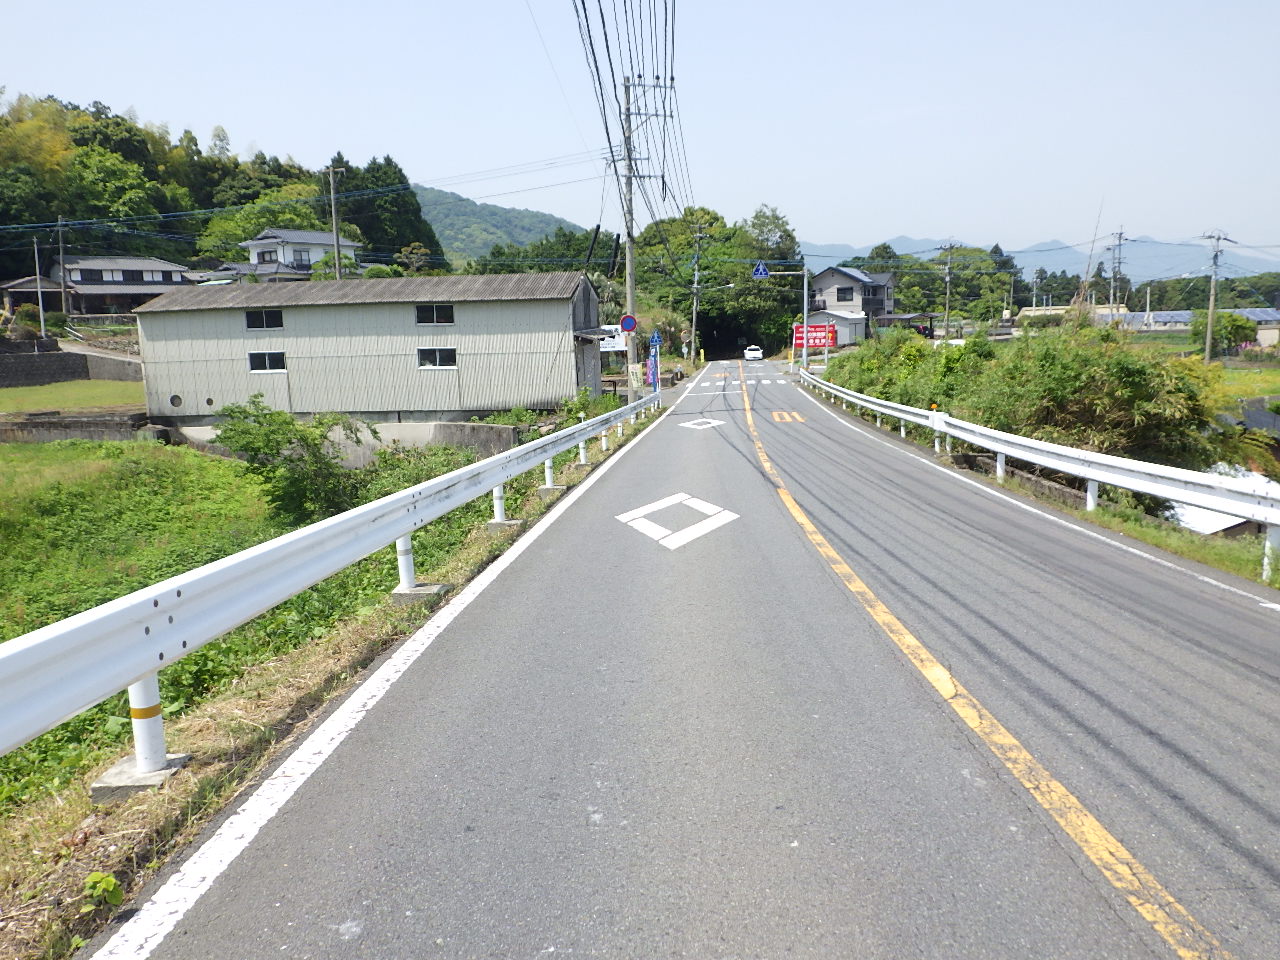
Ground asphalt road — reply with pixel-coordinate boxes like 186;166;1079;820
92;359;1280;960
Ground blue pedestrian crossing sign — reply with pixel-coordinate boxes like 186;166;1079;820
752;261;770;279
649;330;663;348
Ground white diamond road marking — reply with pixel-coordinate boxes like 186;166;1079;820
615;492;740;550
680;418;726;430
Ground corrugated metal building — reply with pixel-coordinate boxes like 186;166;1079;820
135;272;602;423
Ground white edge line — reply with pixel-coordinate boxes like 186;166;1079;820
795;386;1280;611
91;401;679;960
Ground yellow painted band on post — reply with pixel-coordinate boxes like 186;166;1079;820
130;704;162;720
737;371;1232;960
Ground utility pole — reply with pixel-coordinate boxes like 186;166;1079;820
689;226;708;368
940;242;955;339
33;238;46;341
1108;227;1125;322
57;215;68;316
323;165;346;279
1201;230;1236;364
622;76;639;402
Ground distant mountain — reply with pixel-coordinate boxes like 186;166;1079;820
413;186;584;262
800;235;1280;283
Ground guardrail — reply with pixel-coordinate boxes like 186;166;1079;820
799;368;1280;579
0;392;662;772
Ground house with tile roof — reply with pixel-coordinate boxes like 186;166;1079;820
203;228;364;283
1;256;196;316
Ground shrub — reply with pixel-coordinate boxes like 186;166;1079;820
213;395;372;524
14;303;42;329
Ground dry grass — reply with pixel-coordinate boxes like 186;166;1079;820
0;411;653;960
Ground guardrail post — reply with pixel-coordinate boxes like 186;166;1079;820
899;421;906;438
945;435;953;454
395;534;416;591
876;414;882;428
127;673;168;774
996;452;1006;483
616;422;623;440
543;458;555;488
1086;479;1099;512
492;484;507;523
600;430;609;453
1264;524;1280;581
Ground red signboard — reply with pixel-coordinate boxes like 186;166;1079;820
793;323;836;349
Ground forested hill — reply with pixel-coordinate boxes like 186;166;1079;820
413;186;582;262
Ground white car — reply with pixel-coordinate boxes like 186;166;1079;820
743;345;764;361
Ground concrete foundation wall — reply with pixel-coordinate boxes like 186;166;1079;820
85;352;143;381
0;414;158;443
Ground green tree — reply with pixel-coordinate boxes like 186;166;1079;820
213;395;370;524
1189;310;1256;358
737;204;799;262
196;183;328;260
309;251;363;280
64;145;157;221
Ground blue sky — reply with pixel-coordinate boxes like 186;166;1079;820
5;0;1278;269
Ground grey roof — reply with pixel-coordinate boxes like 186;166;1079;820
240;228;360;248
137;272;588;313
1;275;47;291
70;284;190;296
209;261;312;278
828;265;875;284
60;255;190;271
1120;307;1280;328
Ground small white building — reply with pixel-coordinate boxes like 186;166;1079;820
135;272;604;423
207;228;364;282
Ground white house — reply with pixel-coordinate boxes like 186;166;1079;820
206;228;364;282
134;272;604;423
808;266;895;345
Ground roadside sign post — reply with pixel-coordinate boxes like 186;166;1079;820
649;330;662;395
621;315;640;397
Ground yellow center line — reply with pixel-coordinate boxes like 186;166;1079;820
736;366;1232;960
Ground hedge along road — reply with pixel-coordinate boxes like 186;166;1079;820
88;359;1279;960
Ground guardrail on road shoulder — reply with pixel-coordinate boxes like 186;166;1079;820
799;368;1280;580
0;393;663;772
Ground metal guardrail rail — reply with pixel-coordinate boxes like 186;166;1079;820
799;368;1280;577
0;392;662;769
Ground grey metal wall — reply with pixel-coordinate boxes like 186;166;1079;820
139;296;587;419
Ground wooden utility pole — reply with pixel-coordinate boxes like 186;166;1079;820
324;165;347;279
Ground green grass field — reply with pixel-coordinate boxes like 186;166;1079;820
0;380;144;415
1221;365;1280;398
